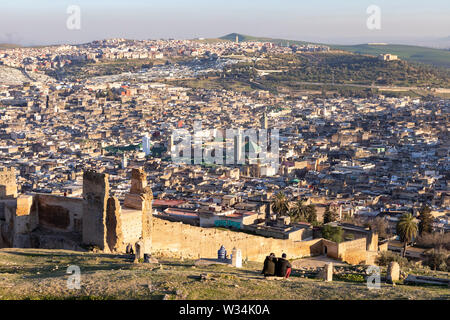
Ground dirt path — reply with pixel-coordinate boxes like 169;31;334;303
292;255;347;269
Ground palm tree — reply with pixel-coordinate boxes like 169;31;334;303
396;213;418;257
271;192;289;217
289;198;308;223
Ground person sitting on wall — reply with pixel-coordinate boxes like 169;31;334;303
275;253;292;278
126;243;134;255
261;253;277;277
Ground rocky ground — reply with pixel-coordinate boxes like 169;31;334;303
0;66;29;85
0;66;54;85
0;248;448;300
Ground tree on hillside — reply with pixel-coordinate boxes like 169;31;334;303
323;205;338;224
322;225;344;243
289;199;317;224
289;198;308;223
418;205;433;235
271;192;289;217
305;204;318;224
396;213;418;257
366;217;391;239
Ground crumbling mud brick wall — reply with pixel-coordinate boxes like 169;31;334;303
323;236;376;265
366;231;379;251
151;217;323;262
322;239;339;259
36;194;83;232
337;237;369;265
0;199;18;247
12;195;34;247
0;168;18;199
0;195;35;248
121;209;143;246
82;171;109;250
123;168;152;254
106;197;124;252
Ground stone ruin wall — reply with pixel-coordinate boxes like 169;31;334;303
151;218;380;264
0;168;18;199
337;237;370;265
105;197;124;253
0;167;380;265
151;217;323;262
322;239;339;259
82;171;109;250
35;194;83;233
83;168;152;254
120;209;143;247
0;168;152;253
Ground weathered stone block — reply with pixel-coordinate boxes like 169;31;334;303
130;168;147;194
16;195;33;216
106;197;124;253
0;168;18;199
387;261;400;284
320;263;333;281
231;248;242;268
135;240;144;261
123;193;144;210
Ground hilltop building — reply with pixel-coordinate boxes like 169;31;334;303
378;54;399;61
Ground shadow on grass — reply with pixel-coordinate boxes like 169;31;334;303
20;263;137;280
1;249;127;260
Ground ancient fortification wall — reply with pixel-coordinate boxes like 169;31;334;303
150;218;379;264
322;239;339;259
0;168;17;199
36;194;83;232
151;217;323;262
337;237;369;265
82;171;109;250
121;209;143;246
0;167;380;265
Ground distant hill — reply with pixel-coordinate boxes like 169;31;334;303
219;33;308;46
0;43;22;49
217;34;450;69
330;43;450;69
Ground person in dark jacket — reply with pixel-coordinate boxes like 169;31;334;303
261;253;277;277
275;253;292;278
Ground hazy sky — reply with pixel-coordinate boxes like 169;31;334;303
1;0;449;46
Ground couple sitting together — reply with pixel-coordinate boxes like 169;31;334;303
261;253;292;278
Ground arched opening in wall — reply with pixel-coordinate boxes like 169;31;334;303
324;246;327;255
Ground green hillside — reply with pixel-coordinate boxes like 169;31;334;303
331;43;450;68
217;34;450;69
0;44;22;49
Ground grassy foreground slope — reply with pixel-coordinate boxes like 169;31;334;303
0;248;448;300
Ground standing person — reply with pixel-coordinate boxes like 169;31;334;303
261;253;277;277
275;253;292;278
